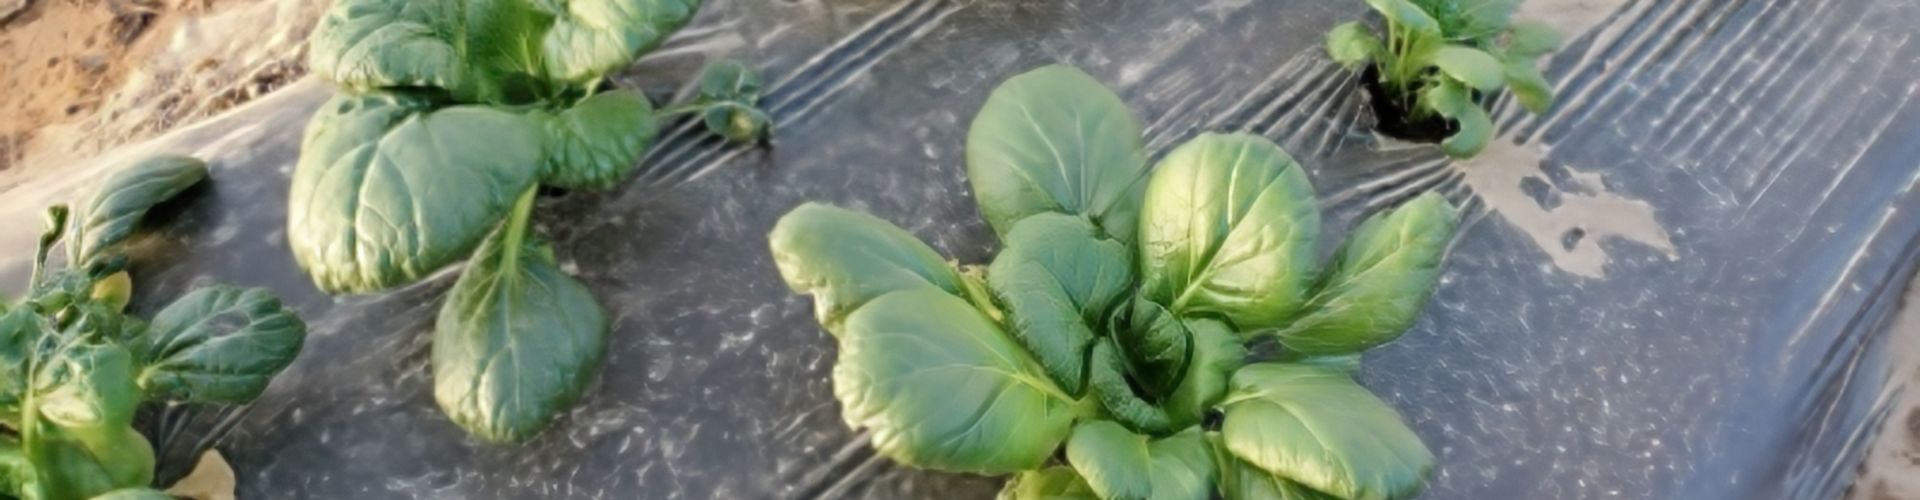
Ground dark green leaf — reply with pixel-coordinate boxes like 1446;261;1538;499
136;285;307;404
999;466;1098;500
1162;319;1244;429
1146;430;1216;500
987;213;1132;394
702;102;771;143
1326;22;1382;68
833;289;1074;474
0;308;47;416
768;203;968;334
1089;340;1173;434
433;226;609;443
39;344;139;431
1114;298;1190;399
1504;61;1553;114
1137;133;1320;331
698;59;764;103
288;93;546;294
1220;364;1433;500
536;0;703;84
1506;21;1561;58
1278;193;1456;355
0;436;37;499
967;65;1149;243
540;91;659;190
1432;46;1504;91
1066;420;1152;500
72;155;207;267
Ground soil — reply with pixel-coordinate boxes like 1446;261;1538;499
1361;64;1457;143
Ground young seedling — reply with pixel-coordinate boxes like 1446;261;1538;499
2;156;307;500
770;65;1460;499
293;0;772;443
1327;0;1561;158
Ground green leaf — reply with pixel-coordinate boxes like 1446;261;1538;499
537;0;703;84
39;344;139;431
0;436;38;498
1420;80;1492;158
1451;0;1518;39
71;155;208;267
987;213;1132;394
1431;46;1504;91
1161;319;1244;429
288;93;546;294
1504;60;1554;114
1066;420;1152;500
702;102;772;143
307;0;468;94
768;203;968;334
967;65;1149;243
833;289;1073;474
1506;21;1561;57
1277;193;1455;355
1113;298;1191;400
1326;22;1382;68
0;308;48;417
1088;339;1173;434
31;425;153;500
89;488;176;500
434;225;609;443
1220;364;1433;500
1145;430;1216;500
1365;0;1439;36
999;466;1099;500
699;59;764;103
539;91;659;190
1137;133;1320;331
1216;444;1340;500
136;285;307;404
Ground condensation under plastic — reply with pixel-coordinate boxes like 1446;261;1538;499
1;0;1917;498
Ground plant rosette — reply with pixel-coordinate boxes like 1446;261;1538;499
770;65;1461;500
291;0;771;443
2;156;307;500
1326;0;1562;158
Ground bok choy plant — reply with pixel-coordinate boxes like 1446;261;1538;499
3;156;306;500
770;65;1460;500
1327;0;1561;158
292;0;770;443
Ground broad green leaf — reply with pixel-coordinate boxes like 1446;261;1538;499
1137;133;1320;331
1113;298;1190;400
1432;47;1504;91
308;0;467;94
1365;0;1439;36
999;466;1098;500
1217;446;1340;500
90;489;176;500
537;0;703;84
39;344;139;431
0;308;47;416
1278;193;1455;356
71;155;208;267
434;226;609;443
32;425;153;500
539;91;659;190
1420;80;1492;158
0;436;36;498
1162;319;1244;429
834;289;1073;474
1326;22;1382;68
768;203;967;334
1504;61;1554;114
288;93;545;294
1088;339;1174;434
1506;21;1562;57
987;214;1132;394
1146;430;1216;500
1221;364;1433;500
967;65;1149;243
136;285;307;404
1066;420;1152;500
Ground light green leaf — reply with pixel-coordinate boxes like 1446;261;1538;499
1066;420;1153;500
1326;22;1382;68
1145;430;1216;500
31;425;153;500
288;93;546;294
988;214;1132;393
1506;21;1562;57
1432;46;1504;91
1504;61;1554;114
136;285;307;404
1216;444;1340;500
71;155;208;267
1277;193;1455;355
537;0;703;84
833;289;1073;474
434;225;609;443
967;65;1149;243
1451;0;1518;39
89;488;175;500
1365;0;1439;36
1162;319;1244;429
39;344;139;431
307;0;467;94
1420;80;1492;158
999;466;1099;500
1221;364;1433;500
539;91;659;190
768;203;968;335
1137;133;1320;331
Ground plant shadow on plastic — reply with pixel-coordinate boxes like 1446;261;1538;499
770;65;1462;499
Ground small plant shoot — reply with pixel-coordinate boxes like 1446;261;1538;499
2;156;307;500
1327;0;1561;158
293;0;772;443
770;65;1461;499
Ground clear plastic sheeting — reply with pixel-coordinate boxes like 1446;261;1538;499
2;0;1918;498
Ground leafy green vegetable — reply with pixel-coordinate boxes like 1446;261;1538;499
1327;0;1561;157
299;0;769;442
2;156;306;500
771;65;1460;499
